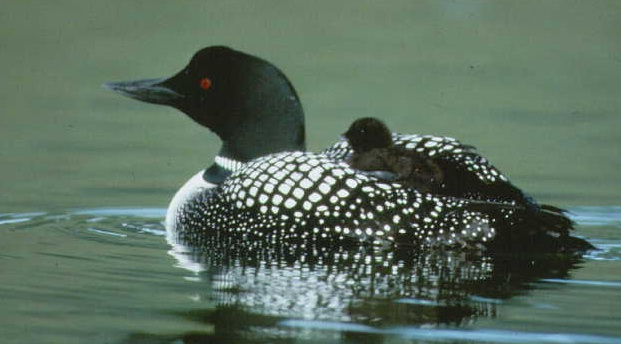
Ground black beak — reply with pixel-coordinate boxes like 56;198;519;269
103;77;184;106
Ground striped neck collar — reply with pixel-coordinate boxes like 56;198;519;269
214;155;245;172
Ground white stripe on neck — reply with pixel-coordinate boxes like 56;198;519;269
215;155;245;172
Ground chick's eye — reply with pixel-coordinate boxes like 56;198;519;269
199;77;212;90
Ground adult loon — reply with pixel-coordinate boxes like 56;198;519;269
106;46;592;253
344;117;443;193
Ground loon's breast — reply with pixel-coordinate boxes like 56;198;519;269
165;169;216;233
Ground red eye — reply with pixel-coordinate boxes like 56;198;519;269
199;77;212;90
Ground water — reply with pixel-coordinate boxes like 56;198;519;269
1;207;620;343
1;1;620;343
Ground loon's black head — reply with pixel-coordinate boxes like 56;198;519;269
105;46;305;161
344;117;393;153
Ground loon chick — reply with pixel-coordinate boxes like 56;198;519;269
105;46;593;253
344;117;443;193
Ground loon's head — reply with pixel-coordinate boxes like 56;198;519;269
344;117;393;153
105;46;305;162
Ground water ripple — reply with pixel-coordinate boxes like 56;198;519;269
86;227;128;238
70;207;166;218
0;212;47;226
570;206;621;228
541;278;621;288
280;319;621;344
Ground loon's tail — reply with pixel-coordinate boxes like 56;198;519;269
535;204;574;232
532;203;595;252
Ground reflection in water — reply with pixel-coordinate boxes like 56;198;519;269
158;233;582;343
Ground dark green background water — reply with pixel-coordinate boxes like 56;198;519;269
1;1;620;343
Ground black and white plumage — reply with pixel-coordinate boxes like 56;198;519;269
175;151;500;249
106;46;593;254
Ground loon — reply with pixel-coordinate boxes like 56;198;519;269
344;117;443;193
105;46;593;253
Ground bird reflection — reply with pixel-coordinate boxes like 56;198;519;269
155;233;582;342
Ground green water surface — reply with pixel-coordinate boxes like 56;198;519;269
1;1;620;343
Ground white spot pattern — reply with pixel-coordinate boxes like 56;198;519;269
176;151;503;248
